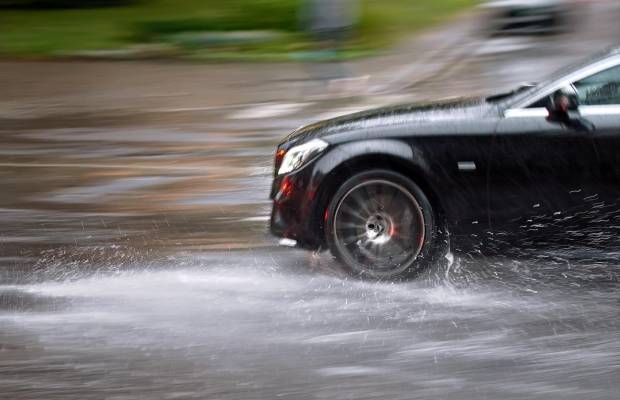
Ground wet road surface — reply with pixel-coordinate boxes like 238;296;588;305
1;251;619;399
2;3;620;399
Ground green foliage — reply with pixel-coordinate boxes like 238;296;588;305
235;0;299;32
0;0;480;58
135;1;298;40
0;0;133;8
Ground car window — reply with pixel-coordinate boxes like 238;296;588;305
526;96;549;109
525;85;577;109
573;64;620;106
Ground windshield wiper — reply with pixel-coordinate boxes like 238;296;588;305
486;82;537;103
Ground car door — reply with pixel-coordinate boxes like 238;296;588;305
488;57;620;250
484;55;620;252
573;64;620;247
490;107;601;247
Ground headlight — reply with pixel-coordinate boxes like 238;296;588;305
277;138;328;176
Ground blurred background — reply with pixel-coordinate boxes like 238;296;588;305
1;1;620;399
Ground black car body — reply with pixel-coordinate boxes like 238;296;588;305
270;46;620;279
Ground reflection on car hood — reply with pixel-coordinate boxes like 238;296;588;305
284;97;493;145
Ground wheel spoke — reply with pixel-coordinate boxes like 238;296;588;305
375;241;387;259
339;204;367;222
350;189;373;217
386;186;399;211
336;221;364;230
343;232;366;246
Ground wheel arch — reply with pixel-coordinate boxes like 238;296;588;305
310;146;446;248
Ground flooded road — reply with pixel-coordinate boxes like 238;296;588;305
2;3;620;398
1;251;619;399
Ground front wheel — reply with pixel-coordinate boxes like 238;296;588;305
325;170;443;280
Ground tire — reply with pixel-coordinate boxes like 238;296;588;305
325;169;444;280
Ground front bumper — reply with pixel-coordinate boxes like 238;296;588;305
269;162;325;250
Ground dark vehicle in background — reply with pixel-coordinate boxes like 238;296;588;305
482;0;581;35
270;46;620;280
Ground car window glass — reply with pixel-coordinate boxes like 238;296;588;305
525;85;576;109
526;96;549;109
573;64;620;105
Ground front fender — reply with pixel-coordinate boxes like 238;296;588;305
302;139;444;246
315;139;432;181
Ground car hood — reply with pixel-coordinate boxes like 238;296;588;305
282;96;495;146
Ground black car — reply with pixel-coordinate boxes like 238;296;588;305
270;45;620;279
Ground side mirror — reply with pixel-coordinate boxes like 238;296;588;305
545;87;579;116
545;88;594;132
